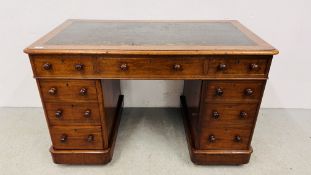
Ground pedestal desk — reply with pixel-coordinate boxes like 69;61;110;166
24;20;278;165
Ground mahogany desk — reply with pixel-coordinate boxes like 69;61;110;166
24;20;278;165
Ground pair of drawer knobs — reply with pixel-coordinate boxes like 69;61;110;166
218;63;259;71
48;87;88;96
212;111;248;119
215;88;253;96
120;64;182;71
60;134;94;143
55;109;91;118
208;135;242;143
43;63;85;71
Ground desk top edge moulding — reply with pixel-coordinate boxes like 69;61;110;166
24;19;278;165
24;19;278;55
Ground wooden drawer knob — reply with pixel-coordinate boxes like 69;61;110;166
84;109;91;118
79;88;88;96
215;88;224;96
244;88;253;96
173;64;182;71
75;64;84;71
240;111;248;119
234;135;242;142
87;134;94;142
212;111;220;119
48;87;57;96
250;63;259;70
60;134;68;143
218;63;227;71
55;109;63;118
43;63;52;70
120;64;128;71
208;135;216;142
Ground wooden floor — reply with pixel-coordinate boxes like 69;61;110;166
0;107;310;174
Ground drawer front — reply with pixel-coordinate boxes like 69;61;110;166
207;56;270;77
31;55;270;79
97;56;205;78
204;81;265;103
51;126;103;150
200;128;251;150
31;55;97;77
45;102;101;126
31;55;206;78
39;80;98;102
201;103;258;128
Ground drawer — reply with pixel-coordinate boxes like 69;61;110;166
45;102;102;126
201;103;258;128
200;128;251;150
50;126;103;150
39;79;99;102
97;56;205;79
31;55;97;78
204;81;265;103
207;56;270;78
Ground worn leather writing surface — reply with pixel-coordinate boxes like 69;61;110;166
46;21;256;46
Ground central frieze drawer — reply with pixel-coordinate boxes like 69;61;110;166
96;56;206;78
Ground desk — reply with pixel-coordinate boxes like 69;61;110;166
24;20;278;165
